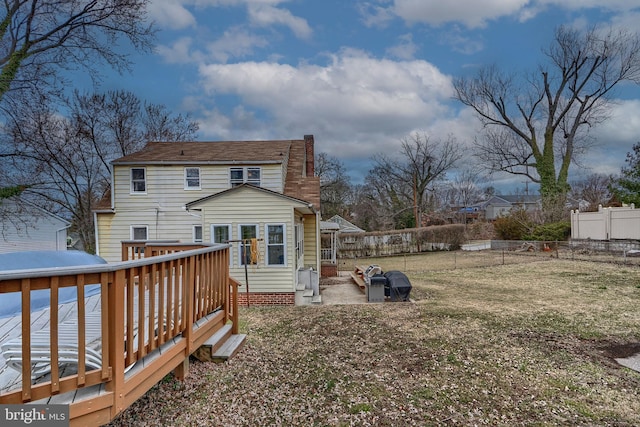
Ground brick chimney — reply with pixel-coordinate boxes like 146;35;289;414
304;134;315;177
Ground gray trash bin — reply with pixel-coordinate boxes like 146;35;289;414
367;274;387;303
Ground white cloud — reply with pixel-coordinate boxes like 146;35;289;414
156;27;269;64
206;27;269;62
536;0;640;11
247;4;312;39
358;2;396;28
386;34;419;60
609;11;640;33
392;0;529;28
384;0;640;28
156;37;201;64
439;27;484;55
195;49;457;159
148;0;196;30
593;99;640;147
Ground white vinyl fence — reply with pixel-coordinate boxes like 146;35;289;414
571;205;640;240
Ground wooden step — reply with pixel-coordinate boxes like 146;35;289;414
192;324;232;362
211;334;247;363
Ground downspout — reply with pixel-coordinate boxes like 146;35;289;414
93;212;100;256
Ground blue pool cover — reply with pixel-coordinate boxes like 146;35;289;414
0;251;107;318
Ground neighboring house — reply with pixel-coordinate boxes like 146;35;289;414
327;214;365;233
94;135;321;305
0;198;70;254
480;195;541;220
320;215;364;277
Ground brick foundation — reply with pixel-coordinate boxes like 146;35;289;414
321;263;337;277
236;292;295;306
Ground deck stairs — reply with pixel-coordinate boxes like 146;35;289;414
193;324;247;363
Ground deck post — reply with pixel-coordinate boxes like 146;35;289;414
175;255;195;381
107;269;126;418
230;278;239;335
173;357;189;381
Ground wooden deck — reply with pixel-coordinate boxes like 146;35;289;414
0;293;102;394
0;244;242;426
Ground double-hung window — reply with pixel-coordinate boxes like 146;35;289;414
185;167;201;190
131;168;146;194
130;225;148;255
230;167;261;187
193;225;203;243
212;224;230;244
212;224;231;264
266;224;285;266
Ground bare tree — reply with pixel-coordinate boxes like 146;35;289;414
0;0;154;102
571;173;613;211
367;133;462;229
143;103;200;143
315;152;353;219
2;90;199;252
454;25;640;221
446;169;484;223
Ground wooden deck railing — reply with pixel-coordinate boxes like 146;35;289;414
0;244;237;426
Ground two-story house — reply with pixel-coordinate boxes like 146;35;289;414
94;135;321;305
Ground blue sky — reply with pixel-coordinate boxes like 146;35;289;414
91;0;640;192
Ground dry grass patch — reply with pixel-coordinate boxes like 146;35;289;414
110;253;640;426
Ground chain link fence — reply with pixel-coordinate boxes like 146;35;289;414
337;239;640;273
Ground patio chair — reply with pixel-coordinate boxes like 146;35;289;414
1;288;169;380
0;311;103;379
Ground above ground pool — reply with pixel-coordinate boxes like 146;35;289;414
0;251;107;318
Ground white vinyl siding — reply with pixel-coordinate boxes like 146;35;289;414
303;214;319;269
0;199;69;254
195;186;310;293
96;163;286;262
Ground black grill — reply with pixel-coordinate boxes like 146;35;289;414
383;270;412;302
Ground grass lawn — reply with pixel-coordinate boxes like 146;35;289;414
111;252;640;426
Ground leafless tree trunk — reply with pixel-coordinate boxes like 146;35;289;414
365;133;462;229
0;0;154;102
454;25;640;221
